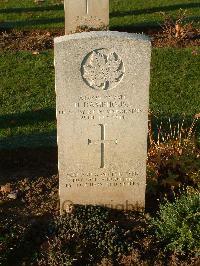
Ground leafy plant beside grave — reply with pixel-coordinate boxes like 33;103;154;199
150;189;200;255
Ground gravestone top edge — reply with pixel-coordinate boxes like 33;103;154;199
54;31;151;44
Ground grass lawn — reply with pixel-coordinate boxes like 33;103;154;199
0;0;199;30
0;0;199;148
0;51;56;148
0;47;199;148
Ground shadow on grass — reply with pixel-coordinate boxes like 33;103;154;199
0;145;57;184
0;4;63;14
0;17;64;30
1;15;198;32
0;131;56;149
110;3;200;18
0;108;57;156
0;108;56;130
0;108;57;181
110;15;200;33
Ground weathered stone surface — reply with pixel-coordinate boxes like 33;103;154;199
64;0;109;34
55;31;151;213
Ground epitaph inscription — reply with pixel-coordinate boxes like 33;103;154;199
55;32;151;212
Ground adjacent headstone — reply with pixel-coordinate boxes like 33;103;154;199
55;31;151;213
64;0;109;34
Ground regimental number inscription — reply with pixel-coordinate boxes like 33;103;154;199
81;49;125;91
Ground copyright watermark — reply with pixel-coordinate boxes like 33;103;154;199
61;200;144;214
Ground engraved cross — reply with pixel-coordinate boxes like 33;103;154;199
88;124;118;168
86;0;89;14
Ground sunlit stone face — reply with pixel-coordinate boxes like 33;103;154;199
54;31;151;213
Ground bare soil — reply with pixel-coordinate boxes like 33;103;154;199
0;28;199;52
0;147;199;265
0;147;57;183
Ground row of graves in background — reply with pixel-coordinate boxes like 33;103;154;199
64;0;109;34
56;0;151;213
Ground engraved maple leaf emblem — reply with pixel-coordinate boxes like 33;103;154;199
82;50;124;90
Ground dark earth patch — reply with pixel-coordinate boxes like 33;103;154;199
0;147;57;184
0;27;199;52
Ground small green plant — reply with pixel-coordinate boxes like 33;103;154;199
150;190;200;255
38;206;133;265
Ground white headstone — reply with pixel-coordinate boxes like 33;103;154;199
55;31;151;213
64;0;109;34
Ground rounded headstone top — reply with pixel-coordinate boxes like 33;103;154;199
54;31;151;44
